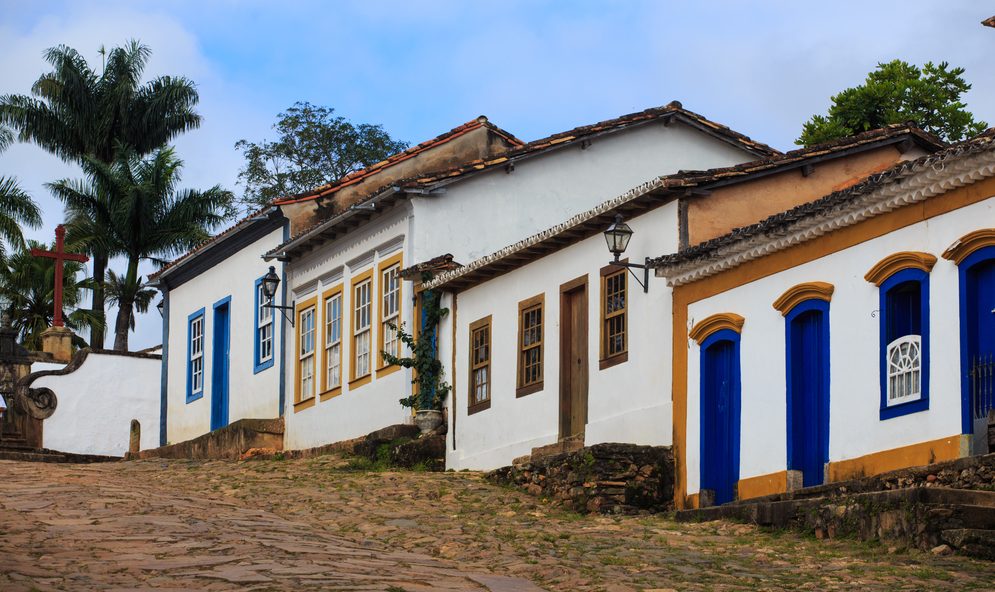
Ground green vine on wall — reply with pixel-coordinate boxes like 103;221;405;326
381;278;451;411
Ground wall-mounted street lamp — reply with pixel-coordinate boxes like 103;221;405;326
156;299;164;316
604;213;651;293
261;265;296;327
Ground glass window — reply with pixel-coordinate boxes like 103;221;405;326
189;314;204;395
518;296;544;390
469;316;491;412
602;269;627;360
257;281;273;365
381;264;401;363
324;292;342;390
299;306;316;401
354;278;372;378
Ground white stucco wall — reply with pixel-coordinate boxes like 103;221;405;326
165;227;285;445
412;121;756;265
443;201;680;470
34;352;160;456
283;206;416;450
682;197;995;496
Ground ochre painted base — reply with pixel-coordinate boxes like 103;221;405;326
826;435;963;483
40;326;73;364
737;470;788;500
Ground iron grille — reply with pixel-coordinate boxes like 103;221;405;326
969;354;995;421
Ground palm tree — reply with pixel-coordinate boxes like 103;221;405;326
0;127;43;261
0;240;98;350
50;146;233;351
0;41;201;348
104;269;156;332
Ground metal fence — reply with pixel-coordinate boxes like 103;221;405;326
969;354;994;422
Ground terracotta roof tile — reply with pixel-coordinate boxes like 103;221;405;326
651;129;995;276
424;124;943;292
273;116;522;205
149;205;276;282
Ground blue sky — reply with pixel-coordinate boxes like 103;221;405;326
1;1;993;349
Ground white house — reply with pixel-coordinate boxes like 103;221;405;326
427;124;943;471
654;129;995;508
150;207;288;446
265;102;782;452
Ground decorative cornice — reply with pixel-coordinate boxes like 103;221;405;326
864;252;937;286
657;148;995;286
689;313;745;344
772;282;835;315
941;228;995;265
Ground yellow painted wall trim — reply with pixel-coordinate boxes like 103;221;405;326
863;251;937;286
671;175;995;509
826;435;963;483
737;471;788;501
941;228;995;265
771;282;835;316
688;312;745;344
293;295;318;405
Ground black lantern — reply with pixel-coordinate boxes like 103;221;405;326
260;265;295;326
604;214;634;258
261;265;281;300
156;299;165;316
603;212;651;293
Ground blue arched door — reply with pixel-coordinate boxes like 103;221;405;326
963;253;995;453
700;330;741;505
787;302;830;487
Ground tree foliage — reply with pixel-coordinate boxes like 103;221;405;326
381;285;450;411
49;146;233;351
0;126;42;262
0;240;98;350
235;102;409;210
798;60;988;146
0;41;202;348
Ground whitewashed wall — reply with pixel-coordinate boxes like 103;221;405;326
683;197;995;496
283;206;415;450
413;122;755;264
34;352;160;456
165;227;285;445
443;201;680;470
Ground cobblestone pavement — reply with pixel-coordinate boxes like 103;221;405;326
3;457;995;591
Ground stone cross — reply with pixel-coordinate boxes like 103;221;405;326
30;225;89;327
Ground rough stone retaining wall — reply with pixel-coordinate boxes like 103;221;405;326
486;443;674;514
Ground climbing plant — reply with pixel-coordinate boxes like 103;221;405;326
381;280;450;411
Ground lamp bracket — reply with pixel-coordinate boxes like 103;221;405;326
608;255;651;293
264;302;296;327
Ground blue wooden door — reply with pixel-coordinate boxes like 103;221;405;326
211;301;231;431
966;259;995;446
700;334;741;505
788;307;830;487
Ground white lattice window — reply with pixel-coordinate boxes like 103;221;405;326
257;282;273;364
299;307;316;400
325;293;341;389
354;279;372;378
887;334;921;405
190;315;204;394
381;264;401;362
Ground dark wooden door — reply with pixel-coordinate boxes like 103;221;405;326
559;277;588;441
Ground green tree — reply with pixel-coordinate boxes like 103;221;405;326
798;60;988;146
0;127;42;261
49;146;233;351
104;269;156;332
235;102;408;210
0;240;97;350
0;41;201;348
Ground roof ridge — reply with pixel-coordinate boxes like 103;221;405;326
272;115;521;205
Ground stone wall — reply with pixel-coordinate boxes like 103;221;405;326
486;443;674;514
127;418;284;460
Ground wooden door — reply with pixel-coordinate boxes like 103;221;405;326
559;276;588;441
966;259;995;453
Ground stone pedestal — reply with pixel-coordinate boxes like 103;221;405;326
41;326;73;364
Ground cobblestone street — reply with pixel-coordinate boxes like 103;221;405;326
2;457;994;591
